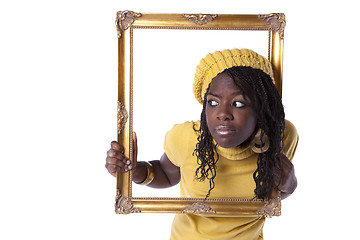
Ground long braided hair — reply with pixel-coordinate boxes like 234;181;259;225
193;66;285;200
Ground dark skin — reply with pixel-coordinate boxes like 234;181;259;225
106;133;180;188
105;73;297;199
205;72;258;149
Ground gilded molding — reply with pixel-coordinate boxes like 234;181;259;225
114;12;285;215
258;13;286;39
117;100;128;135
115;10;142;38
183;14;218;25
182;202;216;214
257;193;281;216
115;190;141;214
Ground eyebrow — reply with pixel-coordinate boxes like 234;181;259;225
207;91;244;99
207;92;221;98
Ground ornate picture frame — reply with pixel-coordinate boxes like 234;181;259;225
115;11;285;216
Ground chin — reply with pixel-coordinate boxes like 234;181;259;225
214;138;240;149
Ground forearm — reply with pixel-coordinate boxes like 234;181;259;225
132;160;177;188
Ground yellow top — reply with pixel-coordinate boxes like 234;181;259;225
164;120;299;240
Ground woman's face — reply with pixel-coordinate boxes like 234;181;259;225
205;72;257;148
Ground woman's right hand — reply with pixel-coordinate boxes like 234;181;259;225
105;132;138;177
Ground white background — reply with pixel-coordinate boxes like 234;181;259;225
1;0;359;239
132;29;269;197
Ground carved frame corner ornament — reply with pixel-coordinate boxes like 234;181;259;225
115;190;141;214
115;10;142;38
117;100;128;135
257;193;281;217
183;14;218;25
258;13;286;39
182;202;216;214
114;12;286;215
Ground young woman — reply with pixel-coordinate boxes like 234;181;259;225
106;49;299;239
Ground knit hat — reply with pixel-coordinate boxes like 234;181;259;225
193;48;274;104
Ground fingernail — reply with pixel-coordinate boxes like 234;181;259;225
126;160;130;164
128;165;132;170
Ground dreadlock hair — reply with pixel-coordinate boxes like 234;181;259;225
193;66;285;200
193;87;220;200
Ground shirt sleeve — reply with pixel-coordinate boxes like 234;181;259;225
163;121;196;167
283;120;299;161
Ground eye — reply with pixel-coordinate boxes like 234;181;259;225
207;100;219;107
233;101;245;108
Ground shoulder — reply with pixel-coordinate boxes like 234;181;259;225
284;120;298;139
283;120;299;160
163;121;200;166
165;121;200;139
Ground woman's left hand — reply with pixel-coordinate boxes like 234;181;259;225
273;153;297;199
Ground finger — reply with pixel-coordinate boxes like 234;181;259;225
107;156;132;172
107;147;133;168
106;157;126;167
106;152;132;172
111;141;124;153
106;160;132;174
105;163;118;176
106;164;126;174
133;132;138;166
107;148;127;160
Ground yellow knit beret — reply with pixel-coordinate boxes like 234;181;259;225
193;48;274;104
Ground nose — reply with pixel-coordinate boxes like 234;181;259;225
217;105;234;121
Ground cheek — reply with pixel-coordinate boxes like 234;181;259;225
236;110;257;137
205;108;213;126
205;108;217;136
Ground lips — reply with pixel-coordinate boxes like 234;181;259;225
214;125;236;136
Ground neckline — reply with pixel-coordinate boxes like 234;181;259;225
214;141;255;160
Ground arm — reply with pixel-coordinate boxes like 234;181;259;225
106;132;180;188
273;153;297;200
132;153;181;188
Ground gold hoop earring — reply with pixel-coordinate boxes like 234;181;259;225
250;129;270;153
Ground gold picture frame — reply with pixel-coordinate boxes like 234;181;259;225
115;11;285;216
